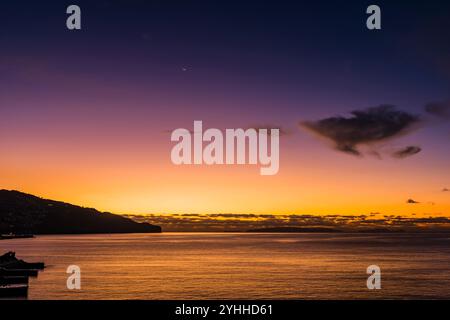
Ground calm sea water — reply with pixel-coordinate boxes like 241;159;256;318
1;233;450;299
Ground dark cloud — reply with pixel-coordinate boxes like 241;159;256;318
407;199;420;204
392;146;422;158
425;101;450;119
300;105;421;156
443;188;449;192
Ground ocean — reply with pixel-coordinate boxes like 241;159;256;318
1;232;450;299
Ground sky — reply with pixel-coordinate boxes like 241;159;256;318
1;0;450;216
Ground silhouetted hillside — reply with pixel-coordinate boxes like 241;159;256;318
0;190;161;234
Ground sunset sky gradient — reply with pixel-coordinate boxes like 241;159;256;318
1;1;449;216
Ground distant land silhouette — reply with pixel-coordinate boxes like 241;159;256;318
247;227;341;233
246;227;401;233
0;190;161;234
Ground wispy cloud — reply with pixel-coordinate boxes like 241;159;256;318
425;101;450;120
392;146;422;158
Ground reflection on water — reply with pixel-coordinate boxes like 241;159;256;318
1;233;450;299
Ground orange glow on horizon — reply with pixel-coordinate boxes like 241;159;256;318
1;139;449;217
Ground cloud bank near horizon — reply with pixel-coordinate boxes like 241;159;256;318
126;213;450;232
